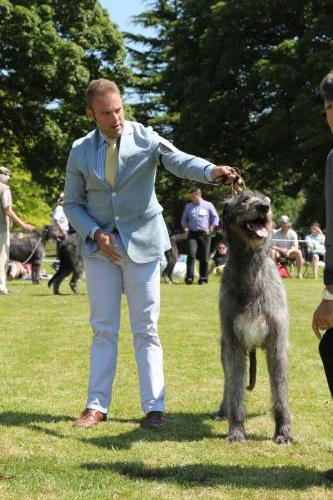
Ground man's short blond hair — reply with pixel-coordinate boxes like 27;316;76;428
86;79;121;108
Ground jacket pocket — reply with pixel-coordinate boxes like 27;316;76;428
139;204;163;220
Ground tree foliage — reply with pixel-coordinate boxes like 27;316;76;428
128;0;333;230
0;0;130;217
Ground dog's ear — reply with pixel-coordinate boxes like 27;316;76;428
221;200;232;230
222;199;232;221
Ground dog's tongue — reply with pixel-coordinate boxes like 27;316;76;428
247;221;269;238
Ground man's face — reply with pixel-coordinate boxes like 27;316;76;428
0;170;11;184
86;91;125;139
191;191;201;204
323;101;333;134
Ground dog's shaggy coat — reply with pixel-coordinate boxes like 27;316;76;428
48;234;83;294
218;191;292;444
9;225;56;284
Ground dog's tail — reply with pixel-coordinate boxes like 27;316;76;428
247;349;256;391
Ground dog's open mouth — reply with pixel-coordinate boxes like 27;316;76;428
245;218;269;239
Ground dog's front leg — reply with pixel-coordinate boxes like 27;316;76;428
32;262;41;284
266;329;293;444
222;335;247;441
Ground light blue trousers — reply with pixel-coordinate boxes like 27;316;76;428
83;235;165;414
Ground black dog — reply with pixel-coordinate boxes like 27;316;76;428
10;225;56;284
48;234;83;294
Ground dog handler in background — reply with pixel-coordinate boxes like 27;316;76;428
312;69;333;482
64;78;240;429
0;166;34;295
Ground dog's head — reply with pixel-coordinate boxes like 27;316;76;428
222;190;272;251
33;224;58;242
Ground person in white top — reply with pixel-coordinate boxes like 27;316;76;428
271;215;303;278
52;192;69;238
305;222;325;279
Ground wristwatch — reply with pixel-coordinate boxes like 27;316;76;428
322;288;333;300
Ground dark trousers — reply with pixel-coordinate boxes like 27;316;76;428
186;231;211;282
319;329;333;397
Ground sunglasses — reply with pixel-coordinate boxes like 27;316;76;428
322;103;333;119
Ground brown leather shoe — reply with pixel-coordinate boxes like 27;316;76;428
73;408;107;428
142;411;167;429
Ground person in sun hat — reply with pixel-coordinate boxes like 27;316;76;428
0;165;34;295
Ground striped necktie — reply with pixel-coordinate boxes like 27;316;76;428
104;139;118;186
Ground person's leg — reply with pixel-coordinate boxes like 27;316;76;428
83;251;123;414
311;253;319;279
0;230;10;294
124;257;165;415
185;234;198;283
271;248;279;262
319;329;333;397
289;249;303;278
197;233;211;283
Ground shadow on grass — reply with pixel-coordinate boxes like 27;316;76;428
0;411;73;438
82;461;327;489
83;411;269;451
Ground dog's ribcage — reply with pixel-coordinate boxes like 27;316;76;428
220;248;288;351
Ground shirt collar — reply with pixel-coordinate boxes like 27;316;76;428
97;129;119;147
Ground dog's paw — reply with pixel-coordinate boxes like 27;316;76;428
274;431;293;445
226;428;246;442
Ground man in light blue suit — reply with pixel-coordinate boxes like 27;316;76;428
65;79;240;429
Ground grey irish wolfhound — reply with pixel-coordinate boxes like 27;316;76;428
217;190;292;444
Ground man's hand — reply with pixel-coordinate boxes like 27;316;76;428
22;223;34;233
94;230;122;263
312;300;333;339
272;246;286;257
211;165;243;194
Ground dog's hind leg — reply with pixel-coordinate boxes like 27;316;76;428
266;329;293;444
50;268;71;294
222;335;247;441
70;270;81;294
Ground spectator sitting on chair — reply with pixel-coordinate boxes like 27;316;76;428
271;215;303;279
305;222;326;279
209;240;228;275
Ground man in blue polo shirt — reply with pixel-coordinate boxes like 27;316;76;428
181;187;219;284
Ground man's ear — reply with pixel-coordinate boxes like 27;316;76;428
86;107;94;121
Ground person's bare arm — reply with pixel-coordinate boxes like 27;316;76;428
4;206;34;232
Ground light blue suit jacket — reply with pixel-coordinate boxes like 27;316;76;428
64;121;214;263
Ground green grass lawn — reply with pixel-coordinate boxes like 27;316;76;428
0;272;332;499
